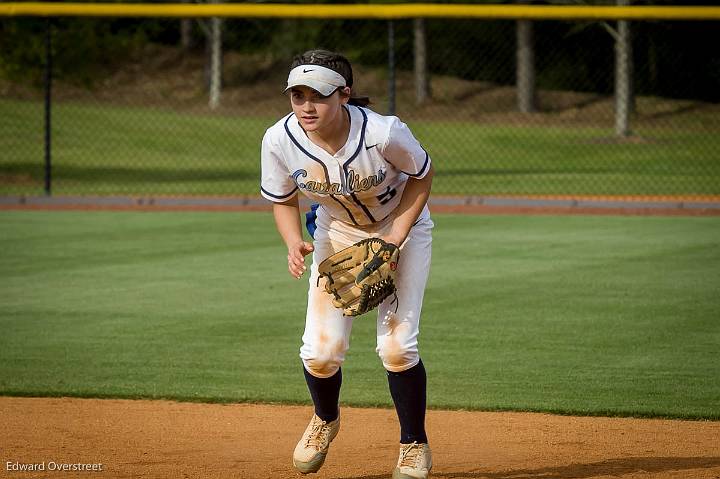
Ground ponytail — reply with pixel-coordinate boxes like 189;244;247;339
348;95;371;107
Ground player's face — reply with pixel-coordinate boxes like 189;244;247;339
289;86;348;133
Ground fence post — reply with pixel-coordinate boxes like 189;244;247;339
44;18;53;196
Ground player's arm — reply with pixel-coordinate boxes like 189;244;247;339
382;163;434;247
272;195;314;279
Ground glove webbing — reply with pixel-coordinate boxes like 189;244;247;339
357;277;396;314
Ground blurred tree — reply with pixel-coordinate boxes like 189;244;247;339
414;18;430;105
180;0;193;51
516;0;537;113
196;0;223;109
0;0;718;103
614;0;633;137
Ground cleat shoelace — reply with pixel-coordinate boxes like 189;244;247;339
305;419;331;450
398;442;423;468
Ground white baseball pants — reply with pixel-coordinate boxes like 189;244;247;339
300;205;433;378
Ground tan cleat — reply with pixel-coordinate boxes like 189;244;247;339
392;442;432;479
292;414;340;474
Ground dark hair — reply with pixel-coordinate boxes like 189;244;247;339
290;49;371;107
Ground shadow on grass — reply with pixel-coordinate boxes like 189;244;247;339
341;456;720;479
542;94;607;114
1;162;257;184
641;101;705;121
9;163;609;183
433;167;611;177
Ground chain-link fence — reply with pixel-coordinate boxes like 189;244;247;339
2;9;719;198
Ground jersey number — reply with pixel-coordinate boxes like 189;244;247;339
377;186;397;205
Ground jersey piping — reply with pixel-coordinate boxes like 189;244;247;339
342;107;376;223
261;185;298;200
283;112;360;224
283;114;331;185
329;195;359;225
401;150;430;178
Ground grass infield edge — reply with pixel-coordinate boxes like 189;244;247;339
1;391;718;422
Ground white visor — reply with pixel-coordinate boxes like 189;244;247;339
284;64;346;97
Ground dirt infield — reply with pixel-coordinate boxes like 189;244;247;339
2;397;719;479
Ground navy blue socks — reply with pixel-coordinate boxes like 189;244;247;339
303;366;342;422
387;359;428;444
303;359;427;443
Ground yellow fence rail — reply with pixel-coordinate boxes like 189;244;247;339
1;2;720;20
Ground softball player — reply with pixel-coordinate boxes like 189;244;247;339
261;49;434;479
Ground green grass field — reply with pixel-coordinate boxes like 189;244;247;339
1;210;719;419
2;98;719;196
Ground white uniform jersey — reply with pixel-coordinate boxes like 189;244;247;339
261;105;432;226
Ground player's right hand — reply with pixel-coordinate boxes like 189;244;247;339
288;240;314;279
